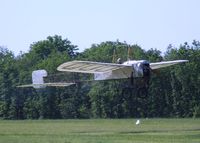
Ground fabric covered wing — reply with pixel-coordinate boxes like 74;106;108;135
57;60;131;74
150;60;188;70
94;66;133;80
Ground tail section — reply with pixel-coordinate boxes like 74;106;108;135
17;69;74;88
32;70;48;88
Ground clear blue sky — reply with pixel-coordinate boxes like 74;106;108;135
1;0;200;55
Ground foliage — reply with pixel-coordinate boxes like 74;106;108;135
0;38;200;119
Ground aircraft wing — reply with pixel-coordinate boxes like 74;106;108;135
17;82;75;88
150;60;188;70
57;60;131;74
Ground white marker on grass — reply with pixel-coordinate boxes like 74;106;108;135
135;119;140;125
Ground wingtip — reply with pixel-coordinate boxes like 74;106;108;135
182;60;189;61
180;60;189;63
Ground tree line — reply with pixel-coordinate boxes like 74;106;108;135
0;35;200;119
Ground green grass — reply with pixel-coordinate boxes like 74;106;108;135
0;118;199;143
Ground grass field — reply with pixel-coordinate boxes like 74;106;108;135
0;118;199;143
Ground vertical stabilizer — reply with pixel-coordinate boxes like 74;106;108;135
32;70;47;88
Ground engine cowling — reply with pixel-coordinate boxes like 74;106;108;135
132;60;150;78
128;60;151;99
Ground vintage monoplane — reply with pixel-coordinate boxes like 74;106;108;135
17;59;188;89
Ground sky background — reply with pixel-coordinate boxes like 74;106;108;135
0;0;200;55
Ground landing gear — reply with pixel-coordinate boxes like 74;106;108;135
129;76;149;98
122;77;149;118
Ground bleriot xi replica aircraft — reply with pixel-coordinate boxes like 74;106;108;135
17;59;188;89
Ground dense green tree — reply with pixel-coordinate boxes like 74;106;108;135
0;39;199;119
165;41;200;117
0;47;18;119
13;36;79;119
